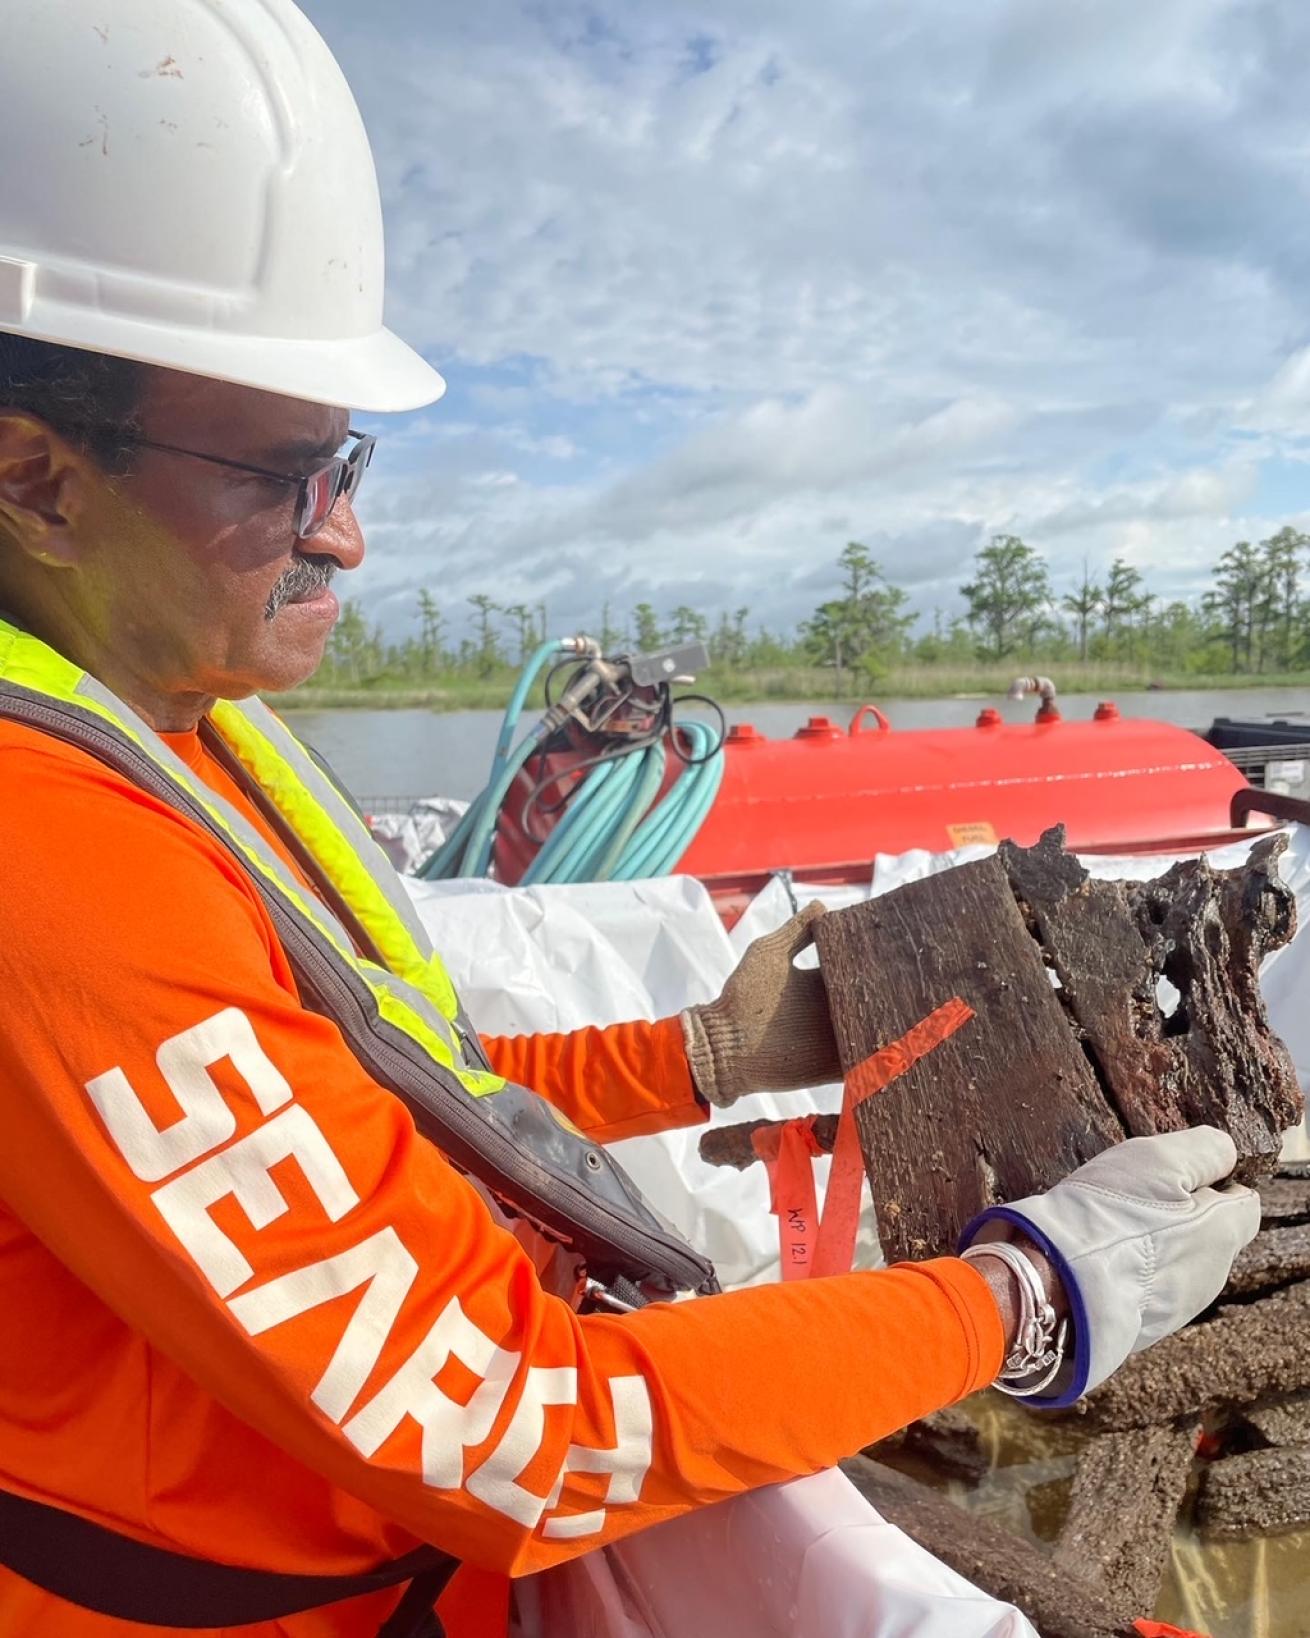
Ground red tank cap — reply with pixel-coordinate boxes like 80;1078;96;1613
1035;702;1062;723
727;722;762;744
794;715;843;740
1093;701;1120;722
975;707;1003;728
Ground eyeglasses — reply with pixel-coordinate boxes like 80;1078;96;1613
113;428;376;539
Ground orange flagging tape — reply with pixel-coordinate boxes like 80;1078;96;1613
808;996;975;1279
752;1117;828;1280
1134;1623;1210;1638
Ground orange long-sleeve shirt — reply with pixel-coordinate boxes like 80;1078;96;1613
0;719;1004;1637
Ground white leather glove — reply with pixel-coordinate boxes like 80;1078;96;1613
961;1127;1260;1406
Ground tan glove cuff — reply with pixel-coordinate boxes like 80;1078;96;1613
681;994;842;1107
680;1003;746;1108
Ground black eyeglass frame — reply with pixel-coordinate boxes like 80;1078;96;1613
107;428;376;539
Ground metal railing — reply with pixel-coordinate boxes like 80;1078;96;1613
1219;742;1310;772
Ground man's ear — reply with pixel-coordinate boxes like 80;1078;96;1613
0;413;89;565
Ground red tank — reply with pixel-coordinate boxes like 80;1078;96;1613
494;702;1259;917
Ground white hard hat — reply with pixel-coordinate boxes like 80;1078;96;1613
0;0;445;414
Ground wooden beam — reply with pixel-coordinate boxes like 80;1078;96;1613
811;829;1299;1263
1052;1421;1199;1622
1233;1391;1310;1450
1257;1177;1310;1227
813;851;1121;1262
697;1114;838;1172
867;1406;989;1487
1198;1446;1310;1541
1222;1223;1310;1300
999;830;1299;1183
1079;1281;1310;1432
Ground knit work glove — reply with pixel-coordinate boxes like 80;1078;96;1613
962;1127;1260;1407
680;902;842;1107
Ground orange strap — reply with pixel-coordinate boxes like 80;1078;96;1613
752;1117;827;1280
1135;1624;1210;1638
808;997;975;1279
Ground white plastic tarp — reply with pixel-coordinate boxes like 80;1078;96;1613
516;1467;1032;1638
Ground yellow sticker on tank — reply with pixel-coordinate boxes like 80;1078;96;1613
946;821;999;847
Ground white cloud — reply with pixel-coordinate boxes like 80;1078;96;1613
298;0;1310;636
1028;461;1261;539
1239;347;1310;439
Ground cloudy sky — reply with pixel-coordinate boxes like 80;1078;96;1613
306;0;1310;643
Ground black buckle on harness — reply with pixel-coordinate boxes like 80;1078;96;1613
582;1273;652;1313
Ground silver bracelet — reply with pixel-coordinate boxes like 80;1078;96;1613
961;1241;1068;1398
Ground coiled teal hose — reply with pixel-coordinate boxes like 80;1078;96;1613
418;641;725;884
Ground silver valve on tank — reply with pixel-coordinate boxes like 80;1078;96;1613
1007;675;1061;723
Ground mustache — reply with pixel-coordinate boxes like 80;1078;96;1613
265;554;338;619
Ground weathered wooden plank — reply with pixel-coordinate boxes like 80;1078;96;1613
841;1456;1137;1638
697;1114;838;1172
1052;1421;1199;1622
1222;1223;1310;1299
1198;1446;1310;1540
812;831;1299;1261
1260;1177;1310;1227
999;829;1299;1181
867;1406;989;1486
813;852;1122;1262
1078;1281;1310;1432
1233;1390;1310;1449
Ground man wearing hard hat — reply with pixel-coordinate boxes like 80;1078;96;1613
0;4;1260;1636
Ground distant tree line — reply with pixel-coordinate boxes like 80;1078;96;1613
313;526;1310;689
953;526;1310;676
